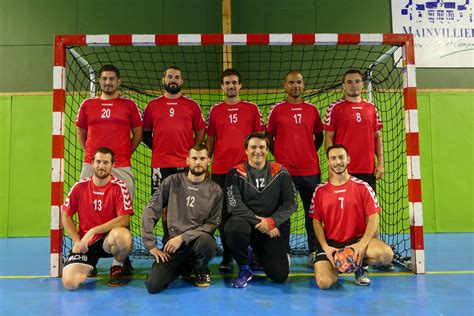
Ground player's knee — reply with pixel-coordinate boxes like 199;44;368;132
109;227;132;250
316;275;336;290
379;245;394;264
146;278;167;294
62;275;80;291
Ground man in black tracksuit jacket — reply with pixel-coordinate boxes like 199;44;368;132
225;132;298;288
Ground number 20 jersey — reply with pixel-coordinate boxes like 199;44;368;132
75;96;143;167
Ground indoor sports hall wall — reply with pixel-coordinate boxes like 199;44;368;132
0;0;472;236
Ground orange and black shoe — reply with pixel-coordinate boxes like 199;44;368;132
109;265;127;287
195;272;211;287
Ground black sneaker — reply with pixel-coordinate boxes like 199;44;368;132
195;273;211;287
88;267;98;277
108;265;127;287
123;256;133;276
219;256;234;273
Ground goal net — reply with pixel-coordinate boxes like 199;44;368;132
51;34;425;276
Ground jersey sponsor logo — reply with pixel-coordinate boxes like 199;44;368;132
291;108;302;111
93;191;105;195
101;103;114;106
187;186;199;191
334;189;347;193
166;102;178;105
67;254;88;262
351;106;363;109
227;108;239;111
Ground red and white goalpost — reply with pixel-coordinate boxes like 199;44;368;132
50;33;425;277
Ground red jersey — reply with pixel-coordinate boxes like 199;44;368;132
62;176;134;245
206;101;264;174
309;176;380;243
75;96;143;168
266;101;323;176
143;96;205;168
324;99;383;174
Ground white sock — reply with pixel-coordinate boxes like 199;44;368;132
113;259;124;267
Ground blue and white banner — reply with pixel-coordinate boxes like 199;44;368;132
391;0;474;67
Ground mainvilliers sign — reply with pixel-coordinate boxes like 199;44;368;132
391;0;473;67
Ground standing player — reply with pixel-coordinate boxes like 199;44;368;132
205;68;264;272
76;64;143;199
225;133;297;288
266;70;324;266
309;144;393;289
61;147;134;290
143;66;205;194
142;144;223;293
324;69;384;192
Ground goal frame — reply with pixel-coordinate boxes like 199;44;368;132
50;33;425;277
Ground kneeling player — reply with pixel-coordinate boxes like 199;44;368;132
142;144;223;293
62;147;134;290
309;144;393;288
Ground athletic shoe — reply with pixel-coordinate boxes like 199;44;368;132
306;252;316;268
88;267;98;277
108;265;127;287
195;273;211;287
354;266;371;286
219;256;234;273
123;256;134;276
232;265;253;288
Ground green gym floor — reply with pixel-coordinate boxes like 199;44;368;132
0;233;473;315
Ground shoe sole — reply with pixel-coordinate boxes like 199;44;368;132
195;282;211;287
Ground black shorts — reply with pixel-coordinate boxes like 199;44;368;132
350;173;376;193
151;167;187;194
63;237;113;269
314;237;361;263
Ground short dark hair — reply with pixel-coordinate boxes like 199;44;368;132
221;68;241;84
99;65;120;78
284;70;303;82
244;132;269;149
189;143;208;153
93;147;115;163
326;144;349;158
163;66;182;78
342;69;363;82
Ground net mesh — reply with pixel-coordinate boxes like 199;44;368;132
62;42;411;268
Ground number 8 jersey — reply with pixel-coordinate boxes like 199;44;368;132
323;99;383;174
